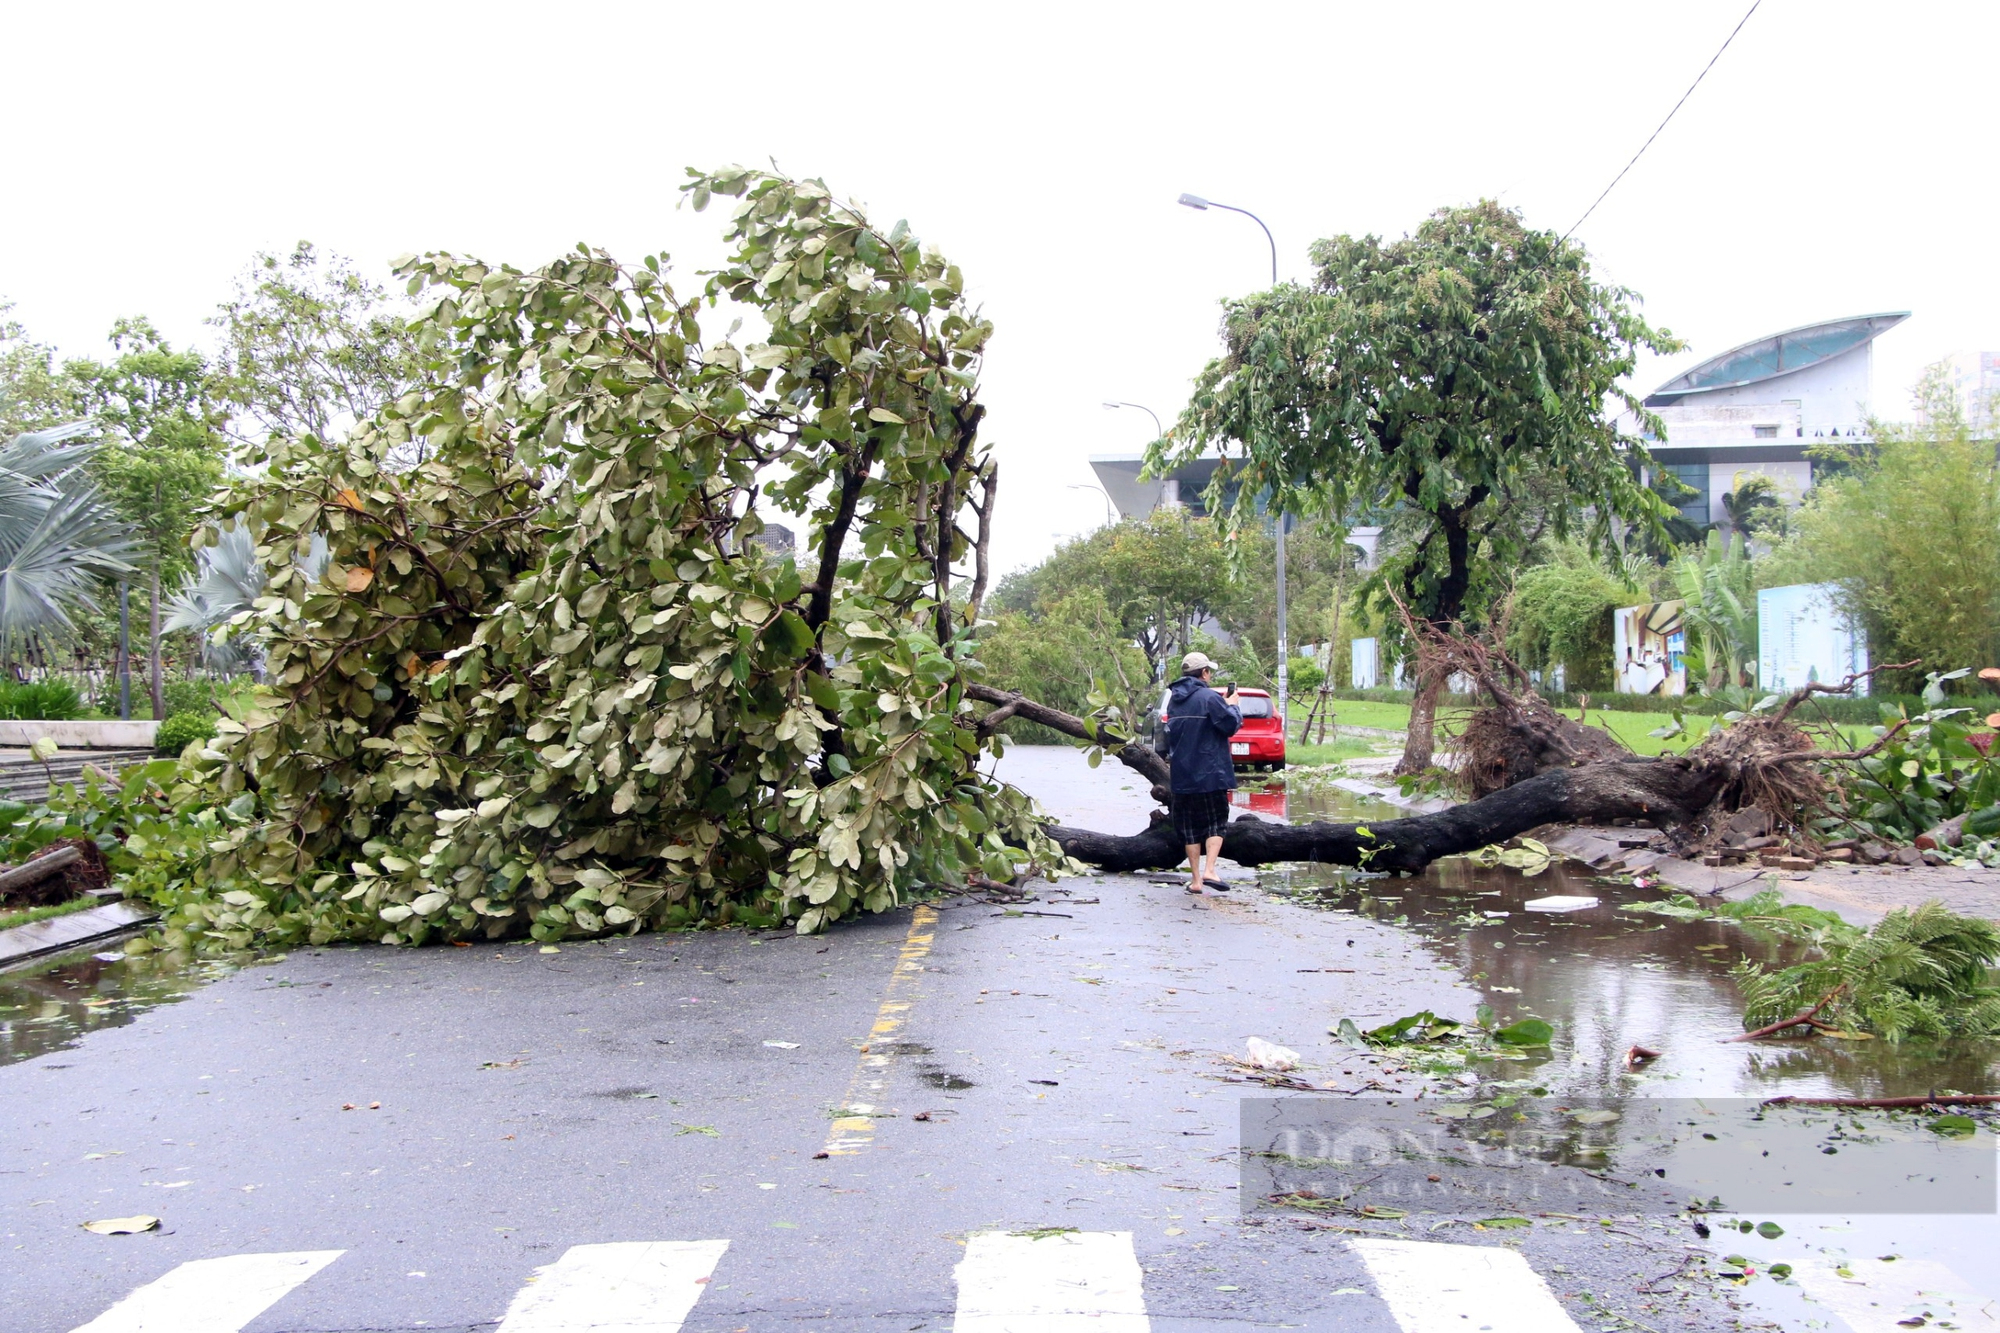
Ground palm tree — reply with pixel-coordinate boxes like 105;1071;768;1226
165;520;326;674
1670;530;1757;691
0;423;136;658
1720;473;1785;539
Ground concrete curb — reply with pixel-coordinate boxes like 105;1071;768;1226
0;901;157;970
0;719;160;748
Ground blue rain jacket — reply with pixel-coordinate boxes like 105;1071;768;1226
1162;674;1242;794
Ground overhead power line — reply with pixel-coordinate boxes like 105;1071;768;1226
1563;0;1764;240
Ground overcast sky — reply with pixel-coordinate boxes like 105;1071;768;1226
6;1;1995;576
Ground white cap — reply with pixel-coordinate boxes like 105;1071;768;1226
1181;651;1217;674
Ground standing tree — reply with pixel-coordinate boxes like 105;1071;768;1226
1163;201;1678;771
1505;540;1643;694
63;319;227;717
994;510;1241;691
1760;367;2000;690
976;585;1152;739
0;302;68;440
207;242;429;449
1670;530;1756;691
1220;515;1365;676
0;423;136;656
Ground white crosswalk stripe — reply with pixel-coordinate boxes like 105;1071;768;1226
90;1227;1946;1333
1351;1237;1584;1333
494;1240;732;1333
953;1230;1149;1332
68;1250;345;1333
1789;1254;1990;1333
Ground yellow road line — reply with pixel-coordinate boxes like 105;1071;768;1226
819;903;937;1157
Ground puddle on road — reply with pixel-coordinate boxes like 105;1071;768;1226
0;944;246;1070
1240;775;2000;1101
1244;774;2000;1327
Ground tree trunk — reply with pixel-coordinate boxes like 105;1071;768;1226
969;681;1725;876
975;665;1874;880
1916;813;1966;850
148;564;163;722
1045;757;1721;873
1761;1094;2000;1109
1395;660;1445;775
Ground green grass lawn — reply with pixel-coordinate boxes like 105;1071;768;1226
1288;700;1873;758
1295;699;1415;732
1286;735;1387;766
0;897;98;934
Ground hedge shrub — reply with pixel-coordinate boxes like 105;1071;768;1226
155;711;218;755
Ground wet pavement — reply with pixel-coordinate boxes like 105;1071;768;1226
1;946;248;1070
0;744;1992;1331
1254;770;2000;1332
1263;782;2000;1105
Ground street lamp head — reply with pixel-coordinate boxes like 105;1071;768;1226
1177;193;1210;210
1101;402;1121;410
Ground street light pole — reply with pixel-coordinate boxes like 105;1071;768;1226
1177;195;1277;286
1101;400;1165;442
1067;484;1117;527
1178;192;1290;733
1103;399;1178;507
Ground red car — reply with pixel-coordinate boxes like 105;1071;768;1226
1158;685;1287;771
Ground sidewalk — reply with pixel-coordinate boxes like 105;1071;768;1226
1542;825;2000;926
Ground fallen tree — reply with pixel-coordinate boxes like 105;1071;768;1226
970;678;1726;869
11;168;1076;950
969;645;1912;875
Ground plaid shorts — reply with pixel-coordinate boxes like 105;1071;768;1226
1172;788;1231;845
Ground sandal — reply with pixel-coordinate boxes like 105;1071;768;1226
1204;878;1231;891
1184;883;1204;895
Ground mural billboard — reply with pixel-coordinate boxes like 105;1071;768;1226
1758;583;1868;696
1613;601;1687;696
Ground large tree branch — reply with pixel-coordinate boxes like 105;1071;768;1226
965;682;1170;798
933;403;982;650
1769;659;1921;726
1723;985;1848;1043
974;638;1891;879
1761;1093;2000;1109
972;680;1711;872
806;440;880;633
964;461;998;626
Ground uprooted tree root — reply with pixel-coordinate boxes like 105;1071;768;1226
1386;589;1627;797
1395;606;1910;858
0;837;111;910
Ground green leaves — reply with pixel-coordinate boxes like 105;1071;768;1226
1164;202;1680;636
1492;1018;1554;1047
1460;837;1552;875
1827;672;2000;846
762;610;814;659
1358;1010;1462;1045
44;167;1069;951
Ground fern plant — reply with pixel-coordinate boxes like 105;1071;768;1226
1731;900;2000;1043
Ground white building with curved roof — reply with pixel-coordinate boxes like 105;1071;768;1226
1638;312;1908;528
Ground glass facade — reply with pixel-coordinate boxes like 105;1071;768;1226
1665;462;1709;525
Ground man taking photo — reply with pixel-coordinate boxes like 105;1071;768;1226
1161;651;1242;895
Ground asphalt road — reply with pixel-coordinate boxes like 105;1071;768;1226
2;747;1756;1332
